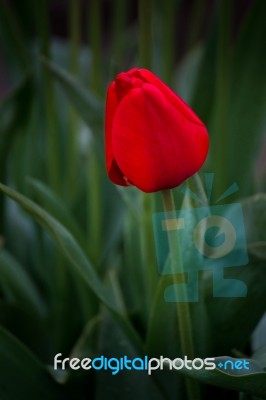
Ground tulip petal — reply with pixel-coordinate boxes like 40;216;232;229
105;82;127;186
112;83;209;192
137;68;204;126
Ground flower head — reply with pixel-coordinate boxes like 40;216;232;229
105;68;209;193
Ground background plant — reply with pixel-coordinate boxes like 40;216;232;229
0;0;266;399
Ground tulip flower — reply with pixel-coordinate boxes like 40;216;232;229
105;68;209;193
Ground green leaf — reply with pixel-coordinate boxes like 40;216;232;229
0;72;33;172
242;193;266;260
199;194;266;355
0;327;66;400
191;1;266;196
190;23;217;125
146;276;186;399
0;1;30;70
70;315;101;360
27;177;88;253
0;71;32;132
41;58;103;133
227;1;266;194
94;310;166;400
115;186;140;222
253;346;266;369
204;260;266;355
0;183;106;302
0;249;44;316
119;212;147;319
49;315;101;385
0;182;143;354
178;357;266;399
175;44;204;104
0;303;49;362
0;72;34;222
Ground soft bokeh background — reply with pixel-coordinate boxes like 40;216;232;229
0;0;266;399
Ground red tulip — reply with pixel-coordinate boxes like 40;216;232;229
105;68;209;193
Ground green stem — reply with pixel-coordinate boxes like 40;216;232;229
87;1;103;266
36;0;65;345
36;0;60;194
111;0;127;68
89;0;102;95
138;0;157;307
69;0;80;75
161;189;201;400
140;193;157;310
162;0;178;86
67;0;81;203
1;1;30;69
87;148;102;266
138;0;152;69
213;0;231;197
186;0;207;51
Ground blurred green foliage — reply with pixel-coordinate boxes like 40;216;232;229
0;0;266;399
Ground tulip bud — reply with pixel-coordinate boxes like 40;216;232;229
105;68;209;193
